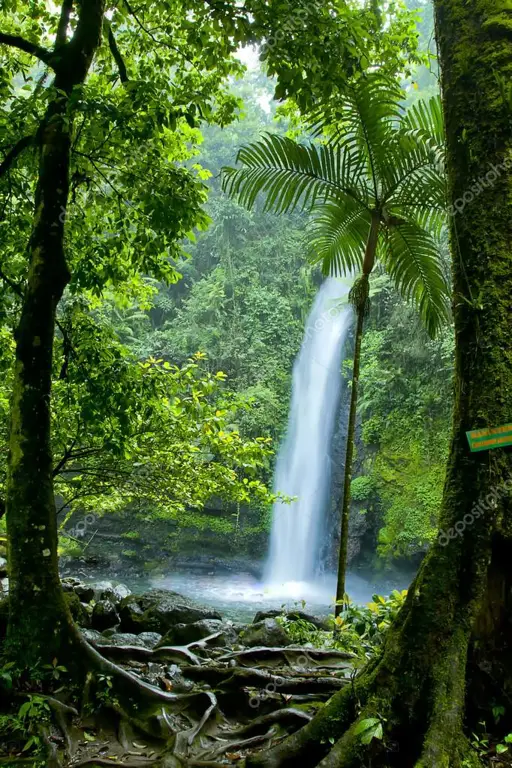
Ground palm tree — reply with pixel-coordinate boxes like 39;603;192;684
222;74;449;614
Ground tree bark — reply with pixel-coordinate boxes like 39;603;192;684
5;0;106;667
247;0;512;762
335;215;379;615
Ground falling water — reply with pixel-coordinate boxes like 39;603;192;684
265;278;352;590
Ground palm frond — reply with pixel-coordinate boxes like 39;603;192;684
221;134;370;215
401;95;445;168
386;165;447;236
380;222;450;338
308;74;404;195
307;198;372;276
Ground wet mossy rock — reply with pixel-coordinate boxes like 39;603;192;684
91;599;120;631
156;619;238;647
253;609;332;631
63;592;91;628
118;590;222;634
240;618;291;648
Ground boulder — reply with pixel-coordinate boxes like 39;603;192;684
81;628;103;645
90;581;116;601
73;583;95;603
252;609;331;631
92;599;120;631
118;595;146;633
156;619;237;648
61;577;81;591
99;632;161;648
141;598;222;634
137;632;163;649
119;590;221;634
239;618;290;648
64;592;91;627
136;588;191;610
112;583;131;602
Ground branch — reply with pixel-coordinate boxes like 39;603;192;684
107;27;129;83
0;33;54;66
53;436;78;477
0;264;24;297
0;135;34;181
55;0;74;47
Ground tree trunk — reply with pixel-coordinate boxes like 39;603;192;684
247;0;512;763
335;215;379;615
5;0;105;668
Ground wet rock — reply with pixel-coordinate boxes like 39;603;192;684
165;664;194;692
156;619;237;648
112;583;131;602
98;632;160;648
239;618;290;648
61;576;81;591
138;632;163;648
91;580;116;601
64;592;91;627
81;628;103;645
142;598;222;634
119;591;221;634
252;609;331;631
137;588;195;610
73;583;95;603
92;599;120;631
118;595;146;633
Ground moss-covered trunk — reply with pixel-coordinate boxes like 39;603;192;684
248;0;512;764
5;0;105;667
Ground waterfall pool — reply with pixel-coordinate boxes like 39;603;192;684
89;568;411;623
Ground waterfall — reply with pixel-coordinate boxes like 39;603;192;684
265;278;352;587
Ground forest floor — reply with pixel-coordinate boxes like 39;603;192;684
0;579;356;767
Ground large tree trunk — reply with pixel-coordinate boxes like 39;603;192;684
5;0;105;667
248;0;512;764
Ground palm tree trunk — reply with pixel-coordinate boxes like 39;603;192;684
335;215;379;616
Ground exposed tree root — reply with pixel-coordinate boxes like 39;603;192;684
74;759;158;767
227;708;312;737
244;534;489;768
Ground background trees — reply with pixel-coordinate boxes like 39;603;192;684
221;74;449;605
0;0;427;667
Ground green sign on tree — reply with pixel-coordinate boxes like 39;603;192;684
467;424;512;452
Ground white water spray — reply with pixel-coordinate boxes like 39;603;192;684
265;278;352;590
